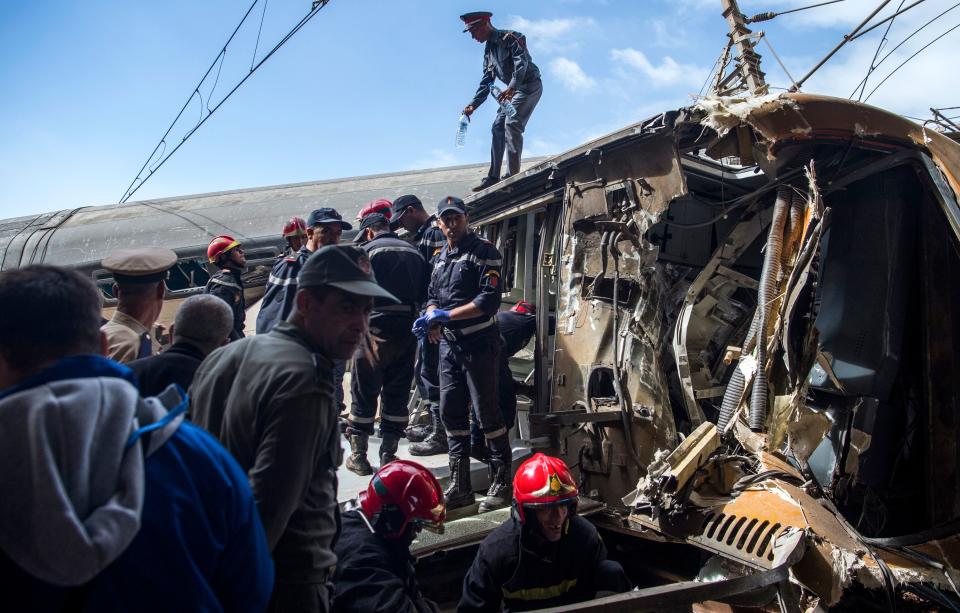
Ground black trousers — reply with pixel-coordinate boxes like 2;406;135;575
471;354;518;445
349;327;417;437
439;331;504;451
415;337;440;406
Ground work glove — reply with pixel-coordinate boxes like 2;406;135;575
412;309;450;339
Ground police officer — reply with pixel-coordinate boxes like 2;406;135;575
461;11;543;193
332;460;445;612
459;454;631;612
101;247;177;363
413;196;509;513
205;235;247;341
256;217;308;334
345;213;427;475
391;195;449;455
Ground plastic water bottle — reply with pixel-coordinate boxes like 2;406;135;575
489;85;517;119
455;113;469;148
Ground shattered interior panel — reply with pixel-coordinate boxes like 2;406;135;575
466;92;960;609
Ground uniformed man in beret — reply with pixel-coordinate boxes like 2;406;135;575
460;11;543;192
100;247;177;364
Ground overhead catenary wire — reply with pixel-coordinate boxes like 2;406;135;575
865;19;960;102
746;0;847;23
854;0;907;101
119;0;332;204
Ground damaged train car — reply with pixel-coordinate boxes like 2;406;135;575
452;92;960;610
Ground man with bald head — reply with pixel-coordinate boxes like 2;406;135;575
128;294;234;397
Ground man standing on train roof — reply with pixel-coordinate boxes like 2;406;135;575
461;11;543;193
100;247;177;364
412;196;510;513
191;244;398;613
344;213;427;476
204;235;247;342
390;194;449;456
459;454;631;612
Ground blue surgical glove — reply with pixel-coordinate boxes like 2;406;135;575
412;315;430;339
412;310;451;339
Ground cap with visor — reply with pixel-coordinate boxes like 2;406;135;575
307;208;353;231
298;244;398;303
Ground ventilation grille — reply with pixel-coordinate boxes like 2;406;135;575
693;511;791;569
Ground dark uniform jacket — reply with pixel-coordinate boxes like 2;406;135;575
205;269;246;341
256;247;310;334
413;216;446;268
459;515;609;612
496;311;536;358
363;232;427;337
469;28;542;110
331;511;434;613
426;232;503;333
128;341;206;397
189;321;342;585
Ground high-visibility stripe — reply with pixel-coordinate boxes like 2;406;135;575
381;414;409;423
483;427;507;439
368;245;420;258
267;274;297;287
209;278;241;291
447;429;471;437
348;415;375;423
502;578;578;602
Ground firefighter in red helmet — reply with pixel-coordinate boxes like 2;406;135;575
204;235;247;341
459;453;631;612
332;460;445;612
283;216;308;254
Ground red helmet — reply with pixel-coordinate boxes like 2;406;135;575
513;453;579;523
207;235;240;263
512;300;536;315
357;198;393;221
282;216;307;238
359;459;445;538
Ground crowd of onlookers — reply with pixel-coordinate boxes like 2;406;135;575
0;196;630;612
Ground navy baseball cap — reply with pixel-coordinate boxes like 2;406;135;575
298;244;398;302
390;194;424;229
358;213;390;233
437;196;467;217
307;207;352;231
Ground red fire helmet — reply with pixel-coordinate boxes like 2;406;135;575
357;199;393;221
513;453;579;523
282;216;307;238
206;235;240;264
358;459;445;538
511;300;536;315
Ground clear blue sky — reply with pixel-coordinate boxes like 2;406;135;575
2;0;957;218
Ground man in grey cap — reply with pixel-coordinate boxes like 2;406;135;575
191;244;396;613
100;247;177;364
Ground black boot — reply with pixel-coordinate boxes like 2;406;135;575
410;408;448;456
479;434;512;513
472;176;500;192
445;447;475;510
379;433;400;466
345;434;373;476
470;440;491;464
406;404;437;443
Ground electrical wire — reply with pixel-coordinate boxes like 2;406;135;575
747;0;847;23
119;0;331;204
865;20;960;102
854;0;906;101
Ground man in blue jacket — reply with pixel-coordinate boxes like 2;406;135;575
0;265;273;612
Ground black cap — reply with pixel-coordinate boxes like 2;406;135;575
461;11;492;32
307;207;352;231
390;194;424;229
298;245;399;302
358;213;390;233
437;195;467;217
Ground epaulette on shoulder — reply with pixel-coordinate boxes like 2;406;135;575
432;247;443;257
284;255;299;263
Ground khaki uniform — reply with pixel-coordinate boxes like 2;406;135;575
101;311;151;364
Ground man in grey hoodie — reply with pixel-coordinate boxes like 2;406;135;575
0;265;273;612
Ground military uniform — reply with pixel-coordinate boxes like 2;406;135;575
100;247;177;364
413;216;446;422
465;16;543;185
256;246;309;334
205;268;246;341
459;515;629;612
347;217;427;470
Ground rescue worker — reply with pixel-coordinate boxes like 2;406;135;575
0;265;273;612
345;213;427;475
354;198;393;245
256;216;309;334
459;454;631;612
100;247;176;363
412;196;509;512
128;294;233;397
191;245;396;613
471;301;537;463
204;235;247;341
389;194;448;454
332;460;445;612
461;11;543;192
